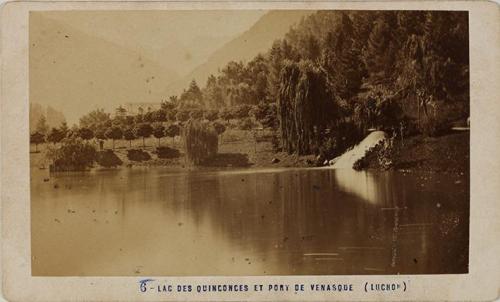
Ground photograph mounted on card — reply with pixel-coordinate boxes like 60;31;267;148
1;1;499;301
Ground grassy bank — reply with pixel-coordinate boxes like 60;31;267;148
363;131;469;174
30;128;315;170
31;129;469;173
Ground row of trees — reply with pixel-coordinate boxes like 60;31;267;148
30;106;230;152
31;118;181;150
31;111;228;168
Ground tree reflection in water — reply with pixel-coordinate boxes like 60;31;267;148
31;167;469;276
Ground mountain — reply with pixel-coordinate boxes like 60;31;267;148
35;11;266;78
165;10;314;96
30;13;182;124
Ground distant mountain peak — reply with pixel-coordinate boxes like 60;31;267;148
164;10;314;96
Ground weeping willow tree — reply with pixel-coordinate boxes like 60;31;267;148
183;120;218;165
277;60;336;155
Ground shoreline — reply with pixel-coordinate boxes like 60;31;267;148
361;131;469;176
31;130;469;176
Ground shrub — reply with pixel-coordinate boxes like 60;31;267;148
47;137;96;171
78;127;94;140
353;157;368;171
96;150;123;167
318;137;338;159
353;141;395;171
183;120;218;165
127;149;151;161
156;146;180;159
376;142;395;170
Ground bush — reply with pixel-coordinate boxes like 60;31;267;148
318;137;338;159
183;120;218;165
47;137;96;171
96;150;123;167
127;149;151;161
376;142;395;170
156;146;180;159
353;157;368;171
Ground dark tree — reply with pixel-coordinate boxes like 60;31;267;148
183;120;218;165
165;124;180;146
134;123;153;148
153;109;167;122
278;60;335;155
180;80;204;108
123;127;136;148
78;127;94;141
30;132;45;152
152;123;165;147
47;127;65;144
79;109;111;131
105;126;123;150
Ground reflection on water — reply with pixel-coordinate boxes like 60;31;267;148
31;166;469;276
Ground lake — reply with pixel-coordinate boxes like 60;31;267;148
31;166;469;276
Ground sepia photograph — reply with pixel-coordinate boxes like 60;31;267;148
29;9;470;277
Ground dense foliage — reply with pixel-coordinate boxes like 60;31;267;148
173;11;468;156
183;120;219;165
46;137;97;171
96;150;123;167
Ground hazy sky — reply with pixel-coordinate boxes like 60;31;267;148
30;10;267;124
33;10;267;77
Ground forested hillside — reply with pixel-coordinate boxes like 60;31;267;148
174;10;469;157
31;10;469;168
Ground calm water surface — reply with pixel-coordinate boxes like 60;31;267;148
31;166;469;276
